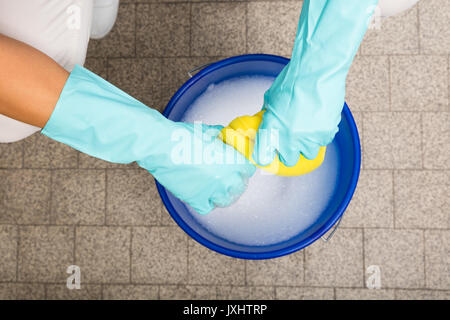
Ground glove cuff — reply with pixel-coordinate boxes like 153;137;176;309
42;64;170;165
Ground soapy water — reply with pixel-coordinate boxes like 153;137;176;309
181;76;339;246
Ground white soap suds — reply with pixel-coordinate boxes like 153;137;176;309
181;76;339;246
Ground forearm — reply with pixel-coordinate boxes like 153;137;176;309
0;33;69;128
264;0;378;142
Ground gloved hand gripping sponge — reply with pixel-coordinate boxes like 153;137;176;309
218;111;326;176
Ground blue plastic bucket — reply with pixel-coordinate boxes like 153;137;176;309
156;54;361;259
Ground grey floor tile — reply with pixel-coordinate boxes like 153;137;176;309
363;112;422;169
246;252;304;286
75;226;131;283
87;3;135;58
103;284;158;300
275;287;334;300
422;112;450;169
395;289;450;300
364;229;424;289
187;240;245;285
0;141;23;168
160;285;216;300
106;169;161;226
361;5;419;55
46;284;102;300
247;1;302;56
0;169;51;224
419;0;450;54
0;225;18;281
346;56;390;112
391;56;448;111
83;58;108;79
305;229;363;288
191;2;246;56
131;227;187;284
341;170;394;228
0;283;45;300
394;170;449;229
79;153;134;169
136;3;190;57
51;170;106;225
107;58;161;109
18;226;74;282
217;286;275;300
23;134;78;169
335;288;395;300
424;230;450;290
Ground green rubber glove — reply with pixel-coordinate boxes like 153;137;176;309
254;0;378;166
42;65;255;214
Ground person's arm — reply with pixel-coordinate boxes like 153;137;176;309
0;33;254;214
0;33;68;127
253;0;378;166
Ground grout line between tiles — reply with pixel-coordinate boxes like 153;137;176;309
49;170;54;225
244;260;247;286
15;227;20;282
8;166;449;172
21;141;25;169
392;170;396;229
95;53;450;59
420;113;425;169
416;3;421;55
360;112;364;170
129;227;133;284
388;55;392;112
1;281;448;293
104;169;108;225
189;2;192;57
214;286;219;300
362;228;366;288
448;55;450;112
134;3;137;59
303;249;306;285
73;227;76;266
186;239;190;286
422;230;426;288
3;221;450;231
245;1;248;54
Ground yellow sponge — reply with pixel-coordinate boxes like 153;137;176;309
218;111;326;176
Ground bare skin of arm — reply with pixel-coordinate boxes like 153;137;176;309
0;33;69;128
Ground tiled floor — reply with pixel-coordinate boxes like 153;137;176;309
0;0;449;300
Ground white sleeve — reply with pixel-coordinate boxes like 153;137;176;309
0;0;94;142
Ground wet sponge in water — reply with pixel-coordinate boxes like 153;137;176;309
218;110;326;176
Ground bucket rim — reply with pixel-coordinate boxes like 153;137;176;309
156;53;361;260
